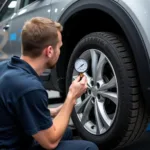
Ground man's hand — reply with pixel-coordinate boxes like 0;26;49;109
49;105;63;117
67;75;88;104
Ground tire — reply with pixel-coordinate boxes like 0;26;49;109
66;32;148;150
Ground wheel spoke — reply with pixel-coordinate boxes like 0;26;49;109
75;95;91;113
98;91;118;105
83;72;92;88
94;98;103;134
96;52;107;81
81;98;93;125
97;100;112;128
99;76;116;91
90;49;98;84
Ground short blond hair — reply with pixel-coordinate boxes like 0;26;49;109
21;17;63;58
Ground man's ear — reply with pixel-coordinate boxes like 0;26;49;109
45;46;54;58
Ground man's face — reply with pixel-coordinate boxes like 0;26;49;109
47;31;62;69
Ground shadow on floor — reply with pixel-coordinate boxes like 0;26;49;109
118;132;150;150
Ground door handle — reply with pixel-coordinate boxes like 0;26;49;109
3;24;10;30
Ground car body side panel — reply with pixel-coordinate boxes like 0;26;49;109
50;0;78;22
0;18;12;60
118;0;150;60
10;0;52;57
0;0;19;61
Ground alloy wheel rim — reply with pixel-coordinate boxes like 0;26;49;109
72;49;118;135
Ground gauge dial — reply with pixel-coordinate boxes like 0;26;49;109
75;59;88;73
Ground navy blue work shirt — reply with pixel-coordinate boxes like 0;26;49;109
0;56;53;149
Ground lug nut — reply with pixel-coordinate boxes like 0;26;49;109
96;82;100;89
88;89;91;95
91;80;94;86
97;94;101;100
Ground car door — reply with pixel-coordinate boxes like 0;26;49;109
10;0;52;57
0;0;18;60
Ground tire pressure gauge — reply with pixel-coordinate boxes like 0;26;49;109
74;58;88;78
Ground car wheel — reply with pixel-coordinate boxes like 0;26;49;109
66;32;148;149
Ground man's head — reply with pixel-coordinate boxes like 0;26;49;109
21;17;63;68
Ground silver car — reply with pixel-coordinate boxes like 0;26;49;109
0;0;150;149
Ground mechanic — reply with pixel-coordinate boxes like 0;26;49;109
0;17;99;150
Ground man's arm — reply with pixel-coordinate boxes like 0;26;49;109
32;76;87;150
33;94;75;149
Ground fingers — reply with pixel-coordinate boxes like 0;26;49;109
80;76;88;93
80;76;87;85
74;75;87;83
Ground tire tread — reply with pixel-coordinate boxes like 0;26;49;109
95;32;148;148
84;32;148;148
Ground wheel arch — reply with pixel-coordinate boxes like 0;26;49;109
56;0;150;110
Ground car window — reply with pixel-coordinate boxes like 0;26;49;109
0;0;17;22
20;0;37;9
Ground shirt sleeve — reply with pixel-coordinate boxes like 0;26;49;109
15;89;53;136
